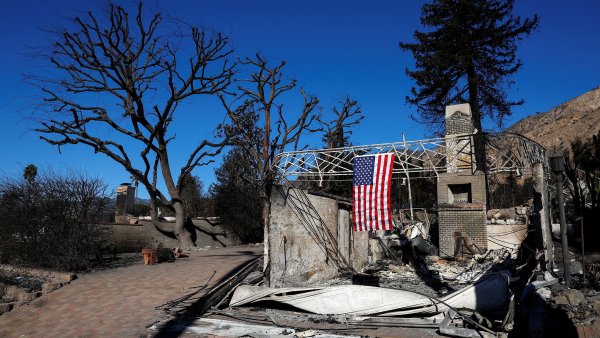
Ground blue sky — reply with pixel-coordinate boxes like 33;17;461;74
1;0;599;198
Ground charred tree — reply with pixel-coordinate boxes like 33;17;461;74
317;97;363;149
314;97;364;197
218;54;319;275
31;3;234;248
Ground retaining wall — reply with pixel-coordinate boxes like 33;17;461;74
108;218;234;253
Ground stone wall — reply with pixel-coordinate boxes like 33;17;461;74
345;209;369;271
269;187;368;287
108;218;233;253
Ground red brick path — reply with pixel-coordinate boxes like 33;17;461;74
0;246;262;337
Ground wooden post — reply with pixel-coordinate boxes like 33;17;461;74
533;163;554;271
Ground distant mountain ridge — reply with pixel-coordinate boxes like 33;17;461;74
506;87;600;152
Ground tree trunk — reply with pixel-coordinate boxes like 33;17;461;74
149;191;195;249
173;201;194;249
261;175;274;284
466;65;491;210
157;152;195;249
466;64;486;172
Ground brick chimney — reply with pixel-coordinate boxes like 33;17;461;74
115;183;136;223
437;103;487;257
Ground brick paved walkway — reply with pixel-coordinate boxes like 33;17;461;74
0;246;262;337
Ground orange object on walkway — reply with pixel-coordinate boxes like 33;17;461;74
141;248;158;265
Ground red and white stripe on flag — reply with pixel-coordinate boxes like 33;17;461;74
352;153;395;231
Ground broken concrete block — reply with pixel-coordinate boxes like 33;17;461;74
550;283;566;292
114;215;129;224
516;206;528;215
368;239;384;262
593;299;600;314
487;208;517;220
569;260;583;275
487;210;499;220
295;329;317;338
18;291;42;303
42;282;64;294
555;289;585;306
4;286;21;302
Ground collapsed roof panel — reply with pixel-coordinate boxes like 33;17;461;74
231;270;511;317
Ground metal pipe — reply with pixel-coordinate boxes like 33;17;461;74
581;215;586;283
402;133;414;219
550;151;570;287
555;172;570;287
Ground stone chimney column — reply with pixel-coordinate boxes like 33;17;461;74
437;103;488;257
445;103;475;173
115;183;136;223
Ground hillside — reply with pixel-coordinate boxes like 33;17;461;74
507;87;600;152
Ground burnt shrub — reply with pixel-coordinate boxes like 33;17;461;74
0;169;111;271
156;243;175;263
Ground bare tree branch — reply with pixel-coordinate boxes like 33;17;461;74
316;96;364;148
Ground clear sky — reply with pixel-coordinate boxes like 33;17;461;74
1;0;599;198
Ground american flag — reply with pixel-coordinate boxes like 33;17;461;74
352;153;395;231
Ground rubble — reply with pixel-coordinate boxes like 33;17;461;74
171;317;355;338
486;206;529;225
554;289;586;306
197;219;600;338
187;235;600;338
158;241;521;337
0;265;75;316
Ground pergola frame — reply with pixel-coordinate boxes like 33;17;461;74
274;132;547;182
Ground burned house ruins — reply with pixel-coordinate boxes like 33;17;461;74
97;103;562;338
193;103;563;337
269;103;551;287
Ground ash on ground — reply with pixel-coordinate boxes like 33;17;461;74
0;272;45;293
327;250;510;298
